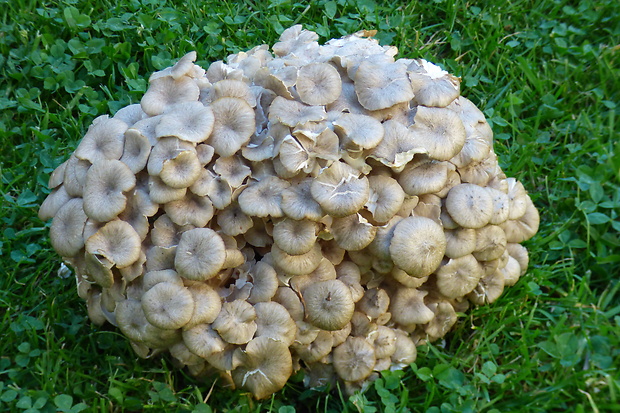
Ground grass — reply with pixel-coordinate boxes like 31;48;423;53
1;0;619;411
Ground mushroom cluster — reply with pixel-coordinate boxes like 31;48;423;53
39;26;539;398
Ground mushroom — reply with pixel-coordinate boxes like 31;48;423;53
174;228;226;281
310;161;370;217
231;337;293;399
49;198;88;257
296;63;342;106
333;337;376;382
445;183;494;229
40;26;539;400
389;216;446;277
302;279;355;331
83;159;136;222
141;282;195;329
212;299;257;345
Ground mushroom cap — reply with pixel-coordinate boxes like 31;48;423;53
398;160;449;196
391;330;417;366
507;243;529;276
468;270;505;305
254;301;296;346
367;120;426;170
268;96;327;127
389;216;446;277
83;159;136;222
333;336;376;382
409;106;466;161
473;225;507;262
435;254;484;299
238;176;290;218
85;220;142;268
164;192;214;227
75;115;127;163
84;252;114;288
63;154;90;197
39;185;71;221
330;214;377;251
213;156;251;188
424;301;458;341
354;60;414;111
140;75;200;116
302;279;354;331
49;198;88;257
365;175;406;224
246;261;279;304
120;128;151;174
141;269;183;290
389;288;435;326
182;323;227;358
147;137;201;188
141;281;195;329
184;283;222;328
155;101;215;143
271;242;323;275
357;288;390;320
372;325;397;359
231;336;293;399
212;299;257;344
281;178;324;221
311;161;370;217
273;286;305;321
294;330;334;364
333;112;384;151
408;59;460;108
296;62;342;106
444;227;477;259
209;97;255;157
272;218;318;256
174;228;226;281
501;195;539;243
445;183;494;229
148;175;187;204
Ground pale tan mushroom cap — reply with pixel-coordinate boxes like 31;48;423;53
212;299;257;344
85;220;141;268
354;60;414;111
231;336;293;399
209;97;255;157
445;183;494;229
296;62;342;106
141;282;195;329
333;336;376;382
83;159;136;222
302;279;355;331
390;216;446;277
311;161;370;217
174;228;226;281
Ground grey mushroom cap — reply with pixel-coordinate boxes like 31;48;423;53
354;60;414;111
311;161;370;217
389;216;446;277
83;159;136;222
141;282;195;329
302;279;355;331
174;228;226;281
75;115;127;163
445;183;494;229
49;198;88;257
296;62;342;106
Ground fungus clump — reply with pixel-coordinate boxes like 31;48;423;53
40;26;539;399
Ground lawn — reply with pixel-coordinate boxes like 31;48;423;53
1;0;619;411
